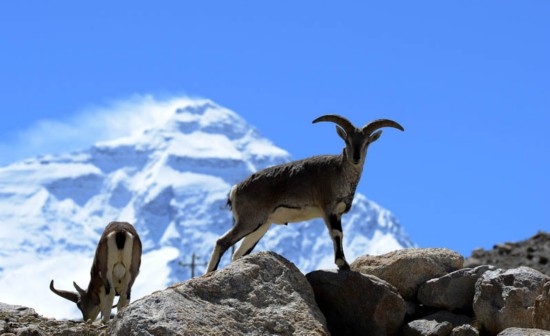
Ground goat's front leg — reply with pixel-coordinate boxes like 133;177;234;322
325;214;350;270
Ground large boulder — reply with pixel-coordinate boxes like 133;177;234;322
351;248;464;299
417;265;495;311
473;266;550;334
109;252;329;335
306;270;406;336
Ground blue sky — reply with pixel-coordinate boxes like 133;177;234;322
1;1;548;257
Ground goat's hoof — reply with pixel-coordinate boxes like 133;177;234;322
337;262;350;271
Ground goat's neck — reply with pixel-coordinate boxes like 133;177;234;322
340;150;364;193
87;267;105;305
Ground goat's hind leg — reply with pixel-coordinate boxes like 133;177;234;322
206;220;258;273
232;222;270;261
101;286;116;323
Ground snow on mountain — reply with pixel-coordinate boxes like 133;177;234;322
0;98;414;319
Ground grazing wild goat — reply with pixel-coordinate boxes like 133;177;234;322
50;221;142;322
206;114;404;273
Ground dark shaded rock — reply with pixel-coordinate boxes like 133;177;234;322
418;265;495;312
13;327;46;336
465;232;550;277
351;248;464;300
306;269;405;336
109;252;328;335
422;311;472;328
473;266;550;334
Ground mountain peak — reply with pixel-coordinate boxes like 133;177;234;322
166;100;249;140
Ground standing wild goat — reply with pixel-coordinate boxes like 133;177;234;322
206;114;404;273
50;221;142;322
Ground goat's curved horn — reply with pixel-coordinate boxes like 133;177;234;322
50;280;79;303
362;119;404;134
312;114;356;135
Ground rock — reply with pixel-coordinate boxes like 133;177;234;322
306;269;406;336
405;301;419;316
465;231;550;277
451;324;479;336
351;248;464;299
418;265;495;312
421;311;472;328
533;281;550;330
0;303;38;318
109;252;328;336
473;266;550;334
12;327;46;336
0;302;106;335
497;327;550;336
403;311;473;336
402;319;453;336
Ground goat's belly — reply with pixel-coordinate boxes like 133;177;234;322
268;206;323;224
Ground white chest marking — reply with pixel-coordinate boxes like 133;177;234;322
335;202;347;214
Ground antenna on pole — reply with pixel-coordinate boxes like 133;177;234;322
179;253;208;278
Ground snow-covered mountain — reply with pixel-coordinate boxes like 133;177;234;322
0;99;414;318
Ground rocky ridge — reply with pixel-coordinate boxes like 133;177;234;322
465;231;550;277
2;240;550;336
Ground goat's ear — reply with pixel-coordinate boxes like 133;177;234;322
336;126;347;141
73;281;86;297
369;130;383;143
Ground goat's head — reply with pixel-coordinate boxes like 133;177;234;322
313;114;404;166
50;280;100;321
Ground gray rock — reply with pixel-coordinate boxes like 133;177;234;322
418;265;495;311
306;270;406;336
473;266;550;334
109;252;329;336
450;324;479;336
0;303;37;318
0;302;106;335
403;311;473;336
402;319;453;336
351;248;464;299
497;327;550;336
13;327;46;336
533;281;550;330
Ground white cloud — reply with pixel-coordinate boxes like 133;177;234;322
0;94;207;166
